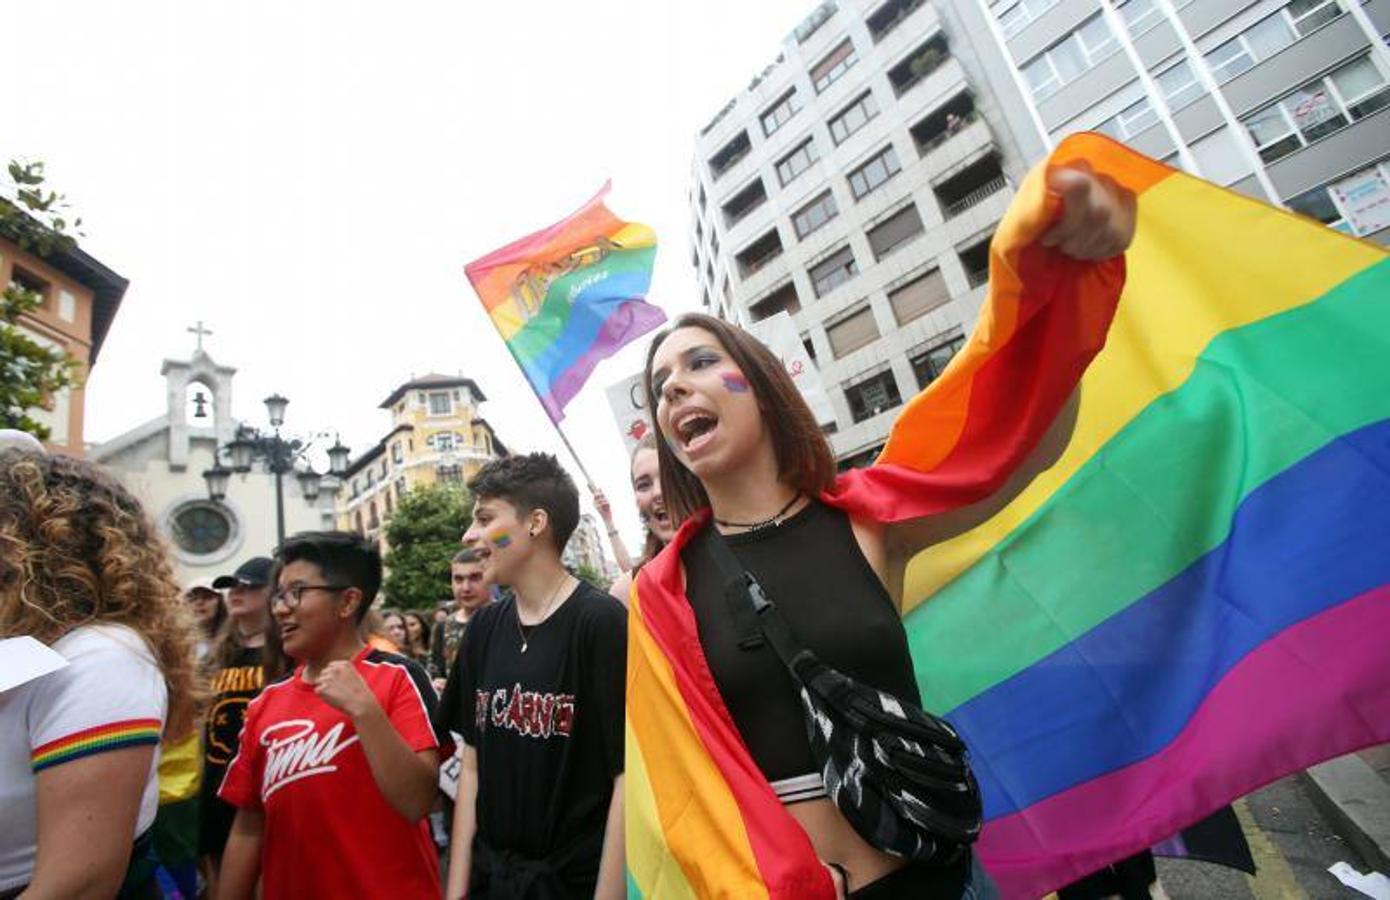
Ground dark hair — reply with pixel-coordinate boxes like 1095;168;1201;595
189;587;228;639
273;531;382;623
467;453;580;552
403;609;432;654
643;312;835;524
452;547;482;566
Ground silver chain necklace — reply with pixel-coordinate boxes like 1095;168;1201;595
516;574;570;653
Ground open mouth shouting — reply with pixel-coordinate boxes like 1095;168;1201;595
673;407;720;456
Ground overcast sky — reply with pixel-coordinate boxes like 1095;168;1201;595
9;0;814;548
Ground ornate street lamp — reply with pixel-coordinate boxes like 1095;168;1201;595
201;393;346;544
298;468;323;502
203;462;232;502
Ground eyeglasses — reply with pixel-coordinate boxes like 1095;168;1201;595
270;584;348;610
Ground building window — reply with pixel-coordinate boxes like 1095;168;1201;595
1206;0;1341;84
354;510;364;534
366;469;375;488
776;139;821;186
887;35;950;97
1118;0;1163;37
811;39;858;93
749;282;802;322
809;246;858;298
848;145;902;200
433;432;456;452
793;190;839;239
721;179;769;227
1287;160;1390;236
384;491;394;516
1097;97;1159;141
995;0;1062;38
803;336;818;362
935;154;1009;218
829;91;879;144
351;478;360;499
827;305;879;359
735;228;784;278
169;501;234;556
844;369;902;423
709;130;752;180
428;391;452;415
7;266;49;304
1154;60;1202;112
867;0;924;42
866;204;925;260
395;477;407;501
438;464;463;483
888;269;950;325
368;501;379;530
910;332;967;388
761;89;802;137
1240;56;1389;164
391;442;403;464
1022;15;1118;101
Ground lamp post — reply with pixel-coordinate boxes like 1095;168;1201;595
202;393;350;545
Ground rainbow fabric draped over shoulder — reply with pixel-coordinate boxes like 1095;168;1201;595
625;133;1390;899
465;184;664;423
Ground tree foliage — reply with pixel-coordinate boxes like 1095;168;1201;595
573;563;609;591
382;482;473;610
1;160;81;439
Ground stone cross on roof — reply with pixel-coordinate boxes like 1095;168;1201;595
187;320;213;352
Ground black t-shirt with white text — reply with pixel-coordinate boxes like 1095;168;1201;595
200;644;264;855
437;581;625;896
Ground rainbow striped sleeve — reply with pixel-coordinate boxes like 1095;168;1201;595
465;184;664;424
31;718;162;773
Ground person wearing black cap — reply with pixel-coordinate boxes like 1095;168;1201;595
198;556;273;891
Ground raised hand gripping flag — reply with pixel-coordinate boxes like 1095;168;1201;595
625;134;1390;899
465;184;664;423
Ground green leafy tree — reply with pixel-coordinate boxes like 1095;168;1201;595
1;160;82;440
382;482;473;610
573;563;609;591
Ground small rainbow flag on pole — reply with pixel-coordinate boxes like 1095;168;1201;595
466;184;664;423
626;134;1390;899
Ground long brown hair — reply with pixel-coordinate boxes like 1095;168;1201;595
642;312;835;525
0;450;202;738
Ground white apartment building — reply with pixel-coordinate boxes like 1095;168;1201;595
689;0;1038;466
962;0;1390;238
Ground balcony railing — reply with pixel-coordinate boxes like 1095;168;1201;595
870;0;925;42
892;42;948;97
740;249;783;278
943;175;1008;218
966;266;990;288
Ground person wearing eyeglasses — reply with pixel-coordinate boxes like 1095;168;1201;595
215;531;450;900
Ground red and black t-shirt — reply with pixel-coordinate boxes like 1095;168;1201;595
437;582;626;896
219;646;448;900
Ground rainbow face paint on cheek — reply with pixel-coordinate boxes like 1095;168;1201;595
721;373;751;393
486;528;512;549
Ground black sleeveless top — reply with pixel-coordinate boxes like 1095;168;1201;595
682;499;921;782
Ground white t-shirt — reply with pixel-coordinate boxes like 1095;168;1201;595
0;624;167;892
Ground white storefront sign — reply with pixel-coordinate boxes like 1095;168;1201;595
1329;165;1390;237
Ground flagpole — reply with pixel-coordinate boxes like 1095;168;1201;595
551;417;598;492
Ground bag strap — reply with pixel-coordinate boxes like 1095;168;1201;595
704;525;807;670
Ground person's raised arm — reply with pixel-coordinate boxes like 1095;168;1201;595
315;661;438;820
593;489;633;573
446;744;479;900
215;807;264;900
24;744;155;900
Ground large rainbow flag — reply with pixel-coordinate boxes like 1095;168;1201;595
465;184;664;423
626;134;1390;899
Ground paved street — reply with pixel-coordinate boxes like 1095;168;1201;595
1156;774;1376;900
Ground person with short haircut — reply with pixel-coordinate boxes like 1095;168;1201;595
216;532;449;900
439;454;626;900
427;548;494;689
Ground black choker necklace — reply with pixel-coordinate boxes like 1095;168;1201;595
714;493;802;531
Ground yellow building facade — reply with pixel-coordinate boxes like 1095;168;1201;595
337;374;507;543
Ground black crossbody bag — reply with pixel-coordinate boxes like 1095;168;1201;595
706;528;983;864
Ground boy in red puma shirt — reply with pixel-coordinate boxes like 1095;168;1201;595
217;532;449;900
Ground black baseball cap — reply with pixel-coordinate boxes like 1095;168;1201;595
212;556;274;590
